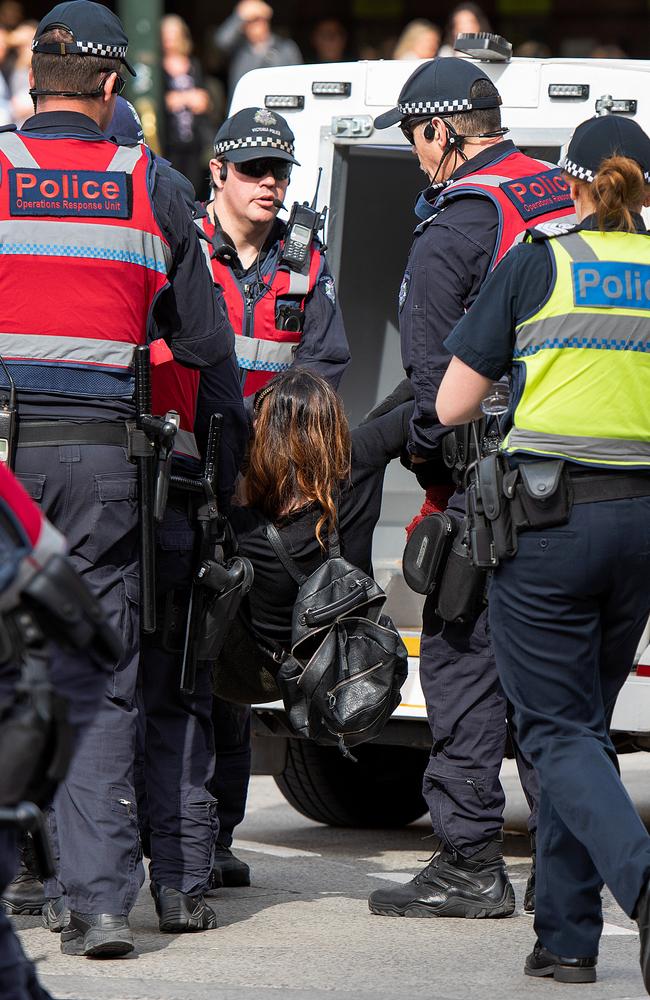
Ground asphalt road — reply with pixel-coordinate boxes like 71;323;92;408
14;754;648;1000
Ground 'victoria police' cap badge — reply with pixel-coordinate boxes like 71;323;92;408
254;109;277;126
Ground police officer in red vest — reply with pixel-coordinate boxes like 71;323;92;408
195;107;350;397
368;58;575;920
0;0;238;959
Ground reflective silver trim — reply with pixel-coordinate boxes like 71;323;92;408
514;313;649;354
0;333;137;368
0;219;172;274
504;428;650;464
236;336;296;371
174;428;200;460
287;269;310;296
0;132;39;168
106;144;142;174
446;172;511;190
557;232;599;262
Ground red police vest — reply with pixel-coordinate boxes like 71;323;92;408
197;210;322;396
151;360;200;460
434;149;575;269
0;130;172;399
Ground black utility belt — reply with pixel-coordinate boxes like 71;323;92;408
468;455;650;569
17;421;129;448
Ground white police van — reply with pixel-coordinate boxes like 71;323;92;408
230;39;650;828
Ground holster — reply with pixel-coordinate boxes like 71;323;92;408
479;453;518;561
436;527;487;623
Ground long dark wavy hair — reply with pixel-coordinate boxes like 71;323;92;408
247;369;351;548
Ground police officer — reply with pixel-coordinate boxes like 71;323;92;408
194;106;350;881
0;0;236;958
436;115;650;986
195;106;350;397
368;58;575;920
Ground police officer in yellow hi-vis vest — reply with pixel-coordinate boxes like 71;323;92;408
435;115;650;991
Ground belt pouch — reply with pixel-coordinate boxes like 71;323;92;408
402;512;456;596
436;528;487;623
479;453;517;560
517;460;572;529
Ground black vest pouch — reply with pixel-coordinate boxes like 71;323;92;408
516;460;573;530
436;529;488;623
479;453;518;560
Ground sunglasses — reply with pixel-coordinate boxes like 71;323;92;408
400;116;432;145
233;158;292;180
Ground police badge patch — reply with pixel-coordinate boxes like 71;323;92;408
322;276;336;307
399;272;410;310
254;109;277;126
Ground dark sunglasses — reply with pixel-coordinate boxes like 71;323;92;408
99;71;126;96
400;116;432;145
234;158;292;180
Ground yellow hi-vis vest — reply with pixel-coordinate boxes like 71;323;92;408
502;229;650;468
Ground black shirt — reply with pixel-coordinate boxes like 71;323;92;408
229;402;412;647
401;141;518;458
7;112;235;420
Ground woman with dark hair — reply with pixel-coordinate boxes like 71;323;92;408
228;369;412;654
436;115;650;987
439;3;492;56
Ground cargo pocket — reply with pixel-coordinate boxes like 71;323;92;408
80;473;138;564
17;473;46;502
112;572;139;705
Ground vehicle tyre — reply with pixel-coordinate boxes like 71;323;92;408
275;739;429;827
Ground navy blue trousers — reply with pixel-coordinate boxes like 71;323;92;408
138;504;219;894
209;698;251;847
16;444;142;915
490;496;650;957
419;491;539;857
0;831;51;1000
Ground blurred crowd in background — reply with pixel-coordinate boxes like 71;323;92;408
0;0;639;197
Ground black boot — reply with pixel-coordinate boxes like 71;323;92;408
150;883;218;933
210;844;251;889
42;896;70;933
525;940;597;983
1;860;44;916
368;841;515;919
635;878;650;993
524;832;536;914
60;912;134;957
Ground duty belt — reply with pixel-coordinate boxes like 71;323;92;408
564;470;650;503
17;422;128;448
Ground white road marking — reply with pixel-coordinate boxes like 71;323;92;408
601;922;638;937
232;838;321;859
367;872;415;883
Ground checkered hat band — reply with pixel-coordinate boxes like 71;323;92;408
562;155;650;185
32;39;128;59
214;136;294;156
399;99;472;116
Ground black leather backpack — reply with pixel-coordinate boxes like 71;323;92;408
266;521;408;757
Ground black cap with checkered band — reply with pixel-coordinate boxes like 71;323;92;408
33;1;135;76
374;57;501;130
561;115;650;185
213;107;300;165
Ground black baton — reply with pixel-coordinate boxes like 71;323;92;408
134;346;156;634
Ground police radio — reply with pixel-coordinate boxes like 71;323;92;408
0;357;17;469
280;168;328;273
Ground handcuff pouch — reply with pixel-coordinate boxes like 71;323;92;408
516;460;572;530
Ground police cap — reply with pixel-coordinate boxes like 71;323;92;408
375;57;501;130
562;116;650;184
213;107;300;165
106;96;144;143
33;1;135;77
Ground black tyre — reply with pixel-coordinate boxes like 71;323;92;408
275;739;429;827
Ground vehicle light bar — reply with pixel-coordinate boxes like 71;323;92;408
264;95;305;110
454;32;512;62
312;81;351;97
548;84;589;100
595;94;637;115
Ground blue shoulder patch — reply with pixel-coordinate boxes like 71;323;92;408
9;168;131;219
500;168;573;222
572;261;650;311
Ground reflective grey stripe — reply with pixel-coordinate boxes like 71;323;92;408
446;173;510;190
504;428;650;465
287;269;310;296
515;313;648;355
105;144;142;174
0;219;172;274
236;336;296;370
174;428;200;460
557;232;599;262
195;217;215;273
0;132;38;168
0;332;136;367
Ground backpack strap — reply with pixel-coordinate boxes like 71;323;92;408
265;523;308;585
328;523;341;558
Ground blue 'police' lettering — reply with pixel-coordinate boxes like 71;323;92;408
500;169;573;220
572;262;650;310
9;168;131;218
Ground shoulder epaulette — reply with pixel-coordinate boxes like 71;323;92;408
526;218;579;242
0;124;17;134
